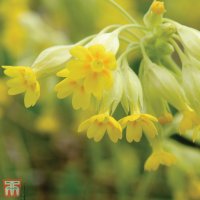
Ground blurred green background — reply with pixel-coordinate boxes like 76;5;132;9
1;0;200;199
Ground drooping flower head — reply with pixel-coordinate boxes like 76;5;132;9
78;113;122;143
3;66;40;108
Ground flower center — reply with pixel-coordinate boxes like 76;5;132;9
91;60;104;72
22;71;37;90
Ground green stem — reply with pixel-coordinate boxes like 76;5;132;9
107;0;138;24
118;43;139;62
117;24;147;33
119;36;133;43
140;40;149;60
161;56;181;77
134;172;155;200
100;24;121;34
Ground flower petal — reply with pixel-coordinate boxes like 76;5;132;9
142;120;157;139
70;46;91;61
126;122;142;143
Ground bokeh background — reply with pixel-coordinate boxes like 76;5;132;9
1;0;200;199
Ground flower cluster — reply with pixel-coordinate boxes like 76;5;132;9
3;0;200;171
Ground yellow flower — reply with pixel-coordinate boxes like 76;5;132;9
179;107;200;134
119;114;158;143
151;1;165;15
66;45;117;98
188;179;200;200
158;112;173;125
35;114;60;134
144;150;176;171
78;113;122;143
3;66;40;108
55;69;91;110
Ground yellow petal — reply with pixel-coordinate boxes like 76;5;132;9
93;123;107;142
160;152;176;166
119;115;140;128
55;79;75;99
107;125;122;143
84;72;103;98
3;66;27;77
102;53;117;70
56;68;69;77
70;46;91;61
126;122;142;143
88;45;105;59
108;116;122;133
8;87;26;95
7;78;26;95
67;60;87;80
101;70;113;89
192;126;200;142
72;92;81;110
96;114;107;123
80;92;91;110
179;116;193;134
6;77;23;87
144;154;160;171
118;116;131;128
142;120;157;139
87;123;97;139
142;114;158;122
78;118;94;132
24;88;40;108
72;86;90;110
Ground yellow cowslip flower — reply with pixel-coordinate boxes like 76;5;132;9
55;69;91;110
158;112;173;125
35;114;60;134
188;179;200;200
179;107;200;134
3;66;40;108
78;113;122;143
144;150;176;171
192;125;200;142
119;114;158;143
66;45;117;99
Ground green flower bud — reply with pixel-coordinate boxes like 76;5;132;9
121;59;143;114
99;69;123;114
182;57;200;113
143;1;166;28
144;36;174;59
175;22;200;60
140;58;186;111
140;70;171;122
86;30;120;54
32;45;72;77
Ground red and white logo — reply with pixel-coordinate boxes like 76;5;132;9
3;179;22;198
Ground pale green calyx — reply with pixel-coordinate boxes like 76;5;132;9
121;59;143;114
175;22;200;60
32;45;72;76
140;58;187;111
143;1;166;28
